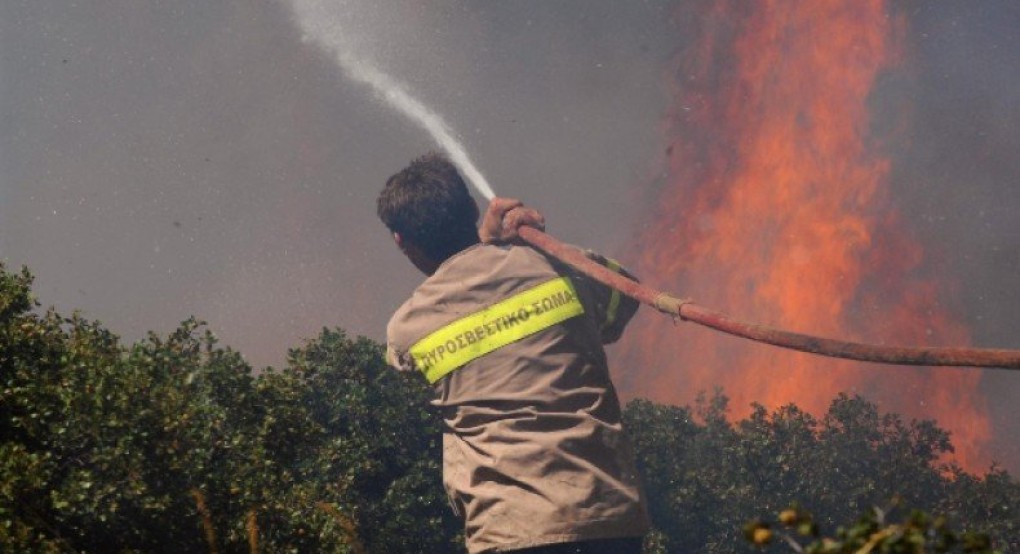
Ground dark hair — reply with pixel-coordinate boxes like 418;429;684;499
377;152;479;262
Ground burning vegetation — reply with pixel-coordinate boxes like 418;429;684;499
617;0;993;472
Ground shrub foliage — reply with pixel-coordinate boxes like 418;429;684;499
1;263;455;553
1;263;1016;552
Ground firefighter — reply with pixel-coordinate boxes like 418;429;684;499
378;153;649;554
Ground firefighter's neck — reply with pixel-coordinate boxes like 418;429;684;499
394;233;479;276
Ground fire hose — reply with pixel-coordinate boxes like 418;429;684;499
517;226;1020;370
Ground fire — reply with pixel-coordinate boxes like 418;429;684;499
615;0;992;471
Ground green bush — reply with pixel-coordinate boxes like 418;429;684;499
2;262;1016;553
0;263;456;553
625;392;1018;552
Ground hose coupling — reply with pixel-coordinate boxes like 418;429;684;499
653;293;694;320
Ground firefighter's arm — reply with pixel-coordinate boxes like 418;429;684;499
480;198;637;343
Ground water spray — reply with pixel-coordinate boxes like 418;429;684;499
335;53;496;200
288;1;494;200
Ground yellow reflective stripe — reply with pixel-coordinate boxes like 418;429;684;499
601;258;623;332
410;277;584;384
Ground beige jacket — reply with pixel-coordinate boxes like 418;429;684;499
386;243;649;553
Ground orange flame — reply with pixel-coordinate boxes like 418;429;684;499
615;0;991;471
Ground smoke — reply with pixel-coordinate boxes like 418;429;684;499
285;0;495;200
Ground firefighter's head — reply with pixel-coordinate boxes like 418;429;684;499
378;152;480;275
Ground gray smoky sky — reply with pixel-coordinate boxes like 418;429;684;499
0;0;672;361
2;2;1019;470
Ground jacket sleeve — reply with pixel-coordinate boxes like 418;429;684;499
578;250;640;344
384;316;418;373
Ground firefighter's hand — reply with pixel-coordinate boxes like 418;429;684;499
479;197;546;244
